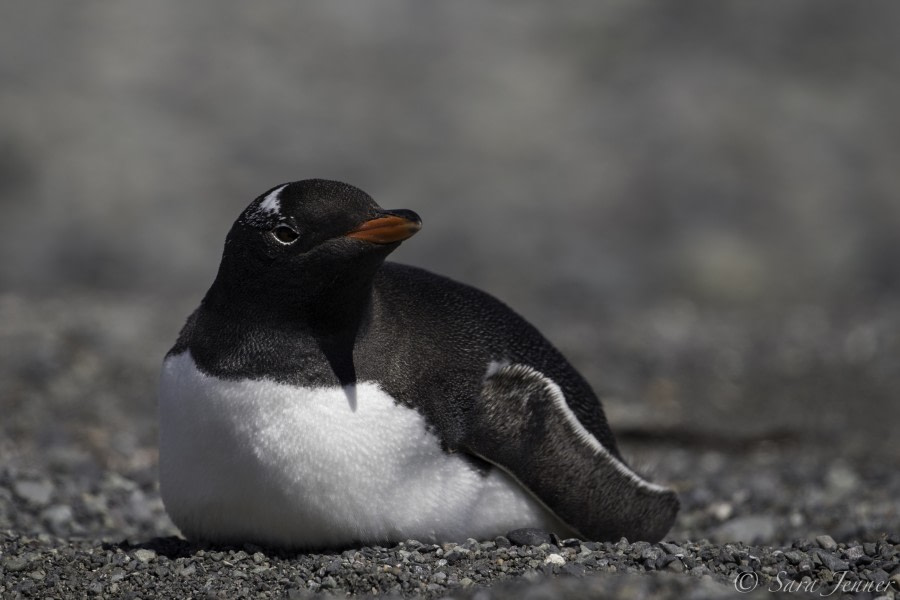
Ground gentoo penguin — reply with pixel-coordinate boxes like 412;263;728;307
159;179;678;549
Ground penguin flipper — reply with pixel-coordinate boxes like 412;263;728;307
461;362;679;543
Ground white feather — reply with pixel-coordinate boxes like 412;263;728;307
158;351;566;548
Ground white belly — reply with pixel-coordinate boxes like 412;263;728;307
158;351;567;549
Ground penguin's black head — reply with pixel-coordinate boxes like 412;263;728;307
209;179;421;315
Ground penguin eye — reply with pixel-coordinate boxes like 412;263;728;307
271;226;300;244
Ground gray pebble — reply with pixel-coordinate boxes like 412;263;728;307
814;549;850;572
13;480;55;507
659;541;684;555
816;534;838;551
3;554;30;572
444;546;471;564
506;528;552;546
134;548;157;563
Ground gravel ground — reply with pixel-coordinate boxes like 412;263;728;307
1;292;899;599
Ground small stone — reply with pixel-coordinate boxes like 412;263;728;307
2;555;30;572
544;553;565;566
719;548;737;563
814;549;849;572
709;501;734;521
659;542;684;555
13;480;54;507
641;546;662;562
816;535;838;551
40;504;73;528
507;528;552;546
494;536;511;548
460;577;474;587
666;558;685;573
793;538;814;551
324;559;342;574
320;576;337;589
444;546;471;564
134;549;157;563
826;464;858;494
845;546;865;561
178;565;196;577
631;541;651;556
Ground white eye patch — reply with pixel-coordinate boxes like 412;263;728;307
244;184;288;227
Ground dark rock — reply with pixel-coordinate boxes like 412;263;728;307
444;547;470;564
506;528;552;547
324;559;342;574
666;558;685;573
814;549;850;572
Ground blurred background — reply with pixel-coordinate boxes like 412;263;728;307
0;1;898;545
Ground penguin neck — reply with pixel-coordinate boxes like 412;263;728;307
204;273;373;335
199;273;373;387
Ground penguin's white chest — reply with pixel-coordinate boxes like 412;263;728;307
158;351;564;548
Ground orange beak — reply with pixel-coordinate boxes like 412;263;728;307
346;211;422;244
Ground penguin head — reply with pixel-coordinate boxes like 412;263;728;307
210;179;421;314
